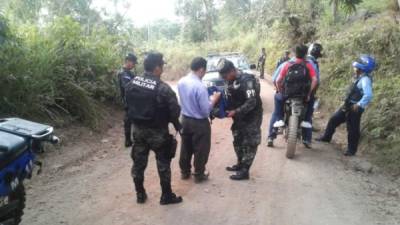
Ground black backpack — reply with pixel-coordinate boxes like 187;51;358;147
283;62;311;98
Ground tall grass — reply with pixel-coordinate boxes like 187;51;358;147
0;16;122;128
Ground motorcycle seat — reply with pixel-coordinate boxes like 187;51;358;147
0;131;28;160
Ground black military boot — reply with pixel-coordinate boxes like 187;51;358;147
194;172;209;183
134;178;146;204
226;163;241;172
181;171;191;180
230;169;249;180
315;136;330;143
160;193;183;205
136;191;147;204
267;138;274;147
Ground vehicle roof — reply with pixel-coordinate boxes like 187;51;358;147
207;52;244;58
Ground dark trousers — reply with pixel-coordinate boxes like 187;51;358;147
131;127;172;195
124;112;133;141
302;95;315;143
179;116;211;175
268;93;284;139
321;108;364;154
260;64;265;79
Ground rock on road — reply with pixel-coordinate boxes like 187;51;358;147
21;78;400;225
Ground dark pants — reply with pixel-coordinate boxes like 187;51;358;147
124;112;133;142
260;64;265;79
179;116;211;176
320;107;364;154
268;93;284;139
302;95;315;143
131;127;172;195
232;110;262;170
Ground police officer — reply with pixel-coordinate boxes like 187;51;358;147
125;52;183;204
302;43;323;148
218;59;263;180
118;53;137;147
316;55;375;156
257;48;267;79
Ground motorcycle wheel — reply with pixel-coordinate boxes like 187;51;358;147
0;184;26;225
286;115;298;159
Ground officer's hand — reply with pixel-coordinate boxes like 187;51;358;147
352;104;360;113
226;110;236;118
211;91;221;100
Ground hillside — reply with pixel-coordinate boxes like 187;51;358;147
1;0;400;173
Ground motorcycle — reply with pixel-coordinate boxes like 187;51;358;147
0;118;59;225
274;98;311;159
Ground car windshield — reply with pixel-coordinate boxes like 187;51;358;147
206;54;250;72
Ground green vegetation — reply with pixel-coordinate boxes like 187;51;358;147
1;0;400;172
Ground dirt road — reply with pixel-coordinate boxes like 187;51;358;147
21;79;400;225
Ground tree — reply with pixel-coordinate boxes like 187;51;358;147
330;0;363;23
176;0;217;42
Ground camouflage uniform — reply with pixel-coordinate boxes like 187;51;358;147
226;72;263;170
117;68;135;144
127;72;181;195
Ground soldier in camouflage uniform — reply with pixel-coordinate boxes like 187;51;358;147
218;59;263;180
125;52;183;205
117;53;137;147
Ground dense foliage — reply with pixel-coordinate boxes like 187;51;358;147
1;0;400;171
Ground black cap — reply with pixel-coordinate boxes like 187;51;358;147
125;53;138;64
217;58;235;76
143;51;166;72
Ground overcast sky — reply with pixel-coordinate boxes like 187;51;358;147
92;0;180;27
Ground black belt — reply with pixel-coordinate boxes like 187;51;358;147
182;115;209;121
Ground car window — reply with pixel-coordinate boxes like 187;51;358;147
206;55;250;72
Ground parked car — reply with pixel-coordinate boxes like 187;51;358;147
203;52;256;90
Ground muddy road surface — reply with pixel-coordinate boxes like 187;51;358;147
21;79;400;225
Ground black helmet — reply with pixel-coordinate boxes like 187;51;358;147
217;58;235;77
125;53;138;64
308;43;323;58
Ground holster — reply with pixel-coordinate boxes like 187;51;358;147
166;134;177;159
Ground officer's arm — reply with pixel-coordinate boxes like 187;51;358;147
276;62;289;92
272;63;284;88
161;84;182;131
234;80;257;117
307;64;318;97
357;77;373;109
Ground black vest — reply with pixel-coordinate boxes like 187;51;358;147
125;74;162;126
226;73;262;111
344;76;366;108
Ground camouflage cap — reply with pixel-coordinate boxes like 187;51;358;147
217;58;235;76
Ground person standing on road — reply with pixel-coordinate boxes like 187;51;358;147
117;53;137;147
257;48;267;79
125;52;183;205
177;57;221;183
302;43;323;148
218;59;263;180
316;55;375;156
